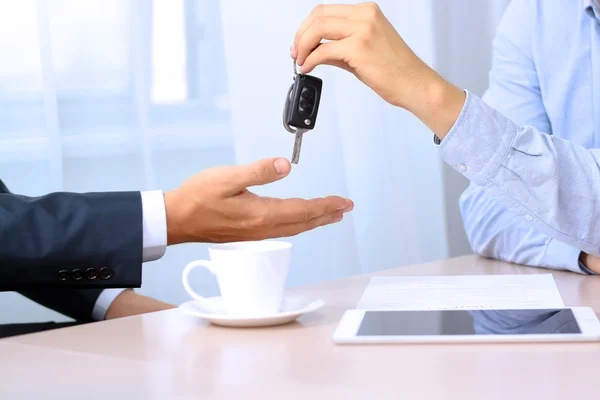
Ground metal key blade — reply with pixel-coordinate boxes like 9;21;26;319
291;131;304;164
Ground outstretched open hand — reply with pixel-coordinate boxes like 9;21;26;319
164;158;353;244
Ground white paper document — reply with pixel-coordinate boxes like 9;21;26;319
356;274;564;310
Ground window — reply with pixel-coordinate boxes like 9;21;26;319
0;0;232;162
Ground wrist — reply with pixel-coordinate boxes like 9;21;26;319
402;71;466;139
106;290;175;319
580;252;600;274
164;190;188;246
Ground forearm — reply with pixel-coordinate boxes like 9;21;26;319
461;183;587;274
105;289;175;319
290;2;600;266
401;73;467;139
396;0;599;266
403;83;600;256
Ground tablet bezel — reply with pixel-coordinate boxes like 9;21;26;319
332;307;600;344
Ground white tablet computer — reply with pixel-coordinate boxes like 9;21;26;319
333;307;600;344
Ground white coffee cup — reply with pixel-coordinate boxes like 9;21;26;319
182;241;292;316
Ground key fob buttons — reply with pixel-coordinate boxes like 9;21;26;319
288;74;322;130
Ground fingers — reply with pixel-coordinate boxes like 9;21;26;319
265;196;353;224
264;210;346;240
295;17;355;66
227;158;291;193
293;4;358;56
299;42;350;74
283;211;346;237
292;2;386;74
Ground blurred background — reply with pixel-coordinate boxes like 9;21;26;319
0;0;510;323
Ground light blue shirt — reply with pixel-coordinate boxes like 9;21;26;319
441;0;600;274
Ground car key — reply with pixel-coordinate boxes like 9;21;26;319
291;129;304;164
283;60;323;163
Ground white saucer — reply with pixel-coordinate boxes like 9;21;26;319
179;295;325;328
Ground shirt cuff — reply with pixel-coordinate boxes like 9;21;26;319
141;190;167;262
544;239;587;275
439;90;517;185
579;262;599;275
92;288;128;321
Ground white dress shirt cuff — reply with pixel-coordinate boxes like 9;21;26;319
92;288;128;321
544;239;587;275
141;190;168;262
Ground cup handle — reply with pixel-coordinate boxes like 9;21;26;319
182;260;216;301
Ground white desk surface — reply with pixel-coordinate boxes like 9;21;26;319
3;255;600;399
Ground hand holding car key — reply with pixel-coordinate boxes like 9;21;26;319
283;60;323;163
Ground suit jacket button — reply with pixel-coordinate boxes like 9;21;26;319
71;269;84;281
57;270;70;281
99;267;113;280
85;268;98;280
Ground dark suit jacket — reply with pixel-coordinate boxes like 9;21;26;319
0;178;143;322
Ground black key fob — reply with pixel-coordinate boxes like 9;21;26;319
285;73;322;130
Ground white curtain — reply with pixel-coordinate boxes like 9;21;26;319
0;0;507;323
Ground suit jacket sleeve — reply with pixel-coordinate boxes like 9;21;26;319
17;288;104;322
0;179;143;291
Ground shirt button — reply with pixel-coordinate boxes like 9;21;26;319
456;164;467;172
524;214;534;221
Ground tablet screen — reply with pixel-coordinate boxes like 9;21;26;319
357;309;581;336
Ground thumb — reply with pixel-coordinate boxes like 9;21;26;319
229;158;292;191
